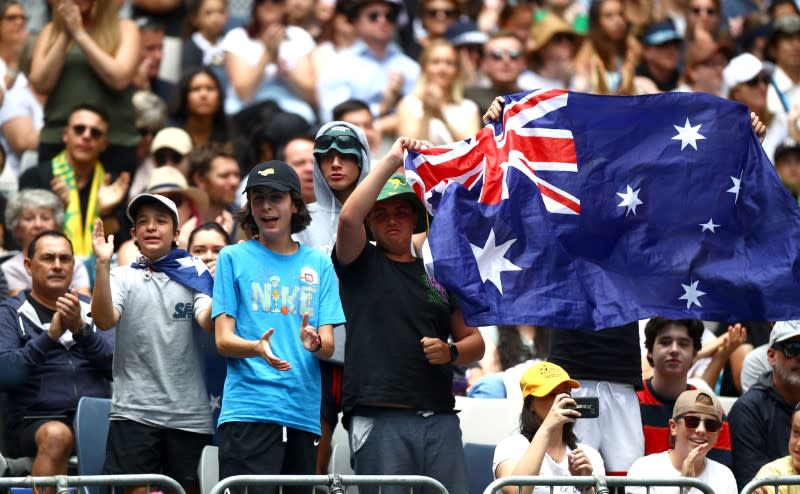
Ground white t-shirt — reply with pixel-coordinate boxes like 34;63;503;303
493;433;605;494
626;451;737;494
221;25;315;117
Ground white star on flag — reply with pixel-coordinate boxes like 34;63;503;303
727;172;742;203
178;256;209;275
699;219;720;233
470;228;522;294
679;280;706;309
672;118;706;150
209;394;221;412
617;185;643;216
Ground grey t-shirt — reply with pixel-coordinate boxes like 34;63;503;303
109;265;214;434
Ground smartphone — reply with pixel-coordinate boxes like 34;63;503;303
566;397;599;419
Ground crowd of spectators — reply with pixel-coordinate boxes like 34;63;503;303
0;0;799;493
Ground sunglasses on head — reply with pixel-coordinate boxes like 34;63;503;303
424;8;457;18
777;341;800;358
691;6;716;14
154;149;185;166
315;134;362;151
72;124;104;140
489;49;522;61
365;9;398;23
679;415;722;432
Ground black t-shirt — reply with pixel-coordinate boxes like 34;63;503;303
334;242;457;412
26;291;55;325
548;322;642;386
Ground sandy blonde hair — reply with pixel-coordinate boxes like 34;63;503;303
47;1;121;55
413;39;464;104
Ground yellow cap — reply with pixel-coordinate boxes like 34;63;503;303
520;361;580;399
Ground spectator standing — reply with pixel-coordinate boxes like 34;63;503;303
0;231;113;488
131;0;186;84
466;30;527;115
627;390;737;494
493;362;605;494
294;121;372;474
396;39;481;144
333;137;485;494
131;18;175;106
29;0;141;178
213;160;343;494
221;0;317;124
180;0;228;80
18;104;131;254
729;320;800;489
317;0;420;131
2;189;91;297
91;194;215;494
0;1;28;83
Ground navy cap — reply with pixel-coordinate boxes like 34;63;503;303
244;160;301;194
641;20;682;46
444;20;488;47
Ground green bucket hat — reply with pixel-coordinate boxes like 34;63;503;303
372;174;428;234
313;124;363;169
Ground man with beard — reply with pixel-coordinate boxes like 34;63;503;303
729;321;800;489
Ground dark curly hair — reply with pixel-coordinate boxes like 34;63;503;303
236;190;311;237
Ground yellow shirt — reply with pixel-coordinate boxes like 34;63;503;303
754;456;800;494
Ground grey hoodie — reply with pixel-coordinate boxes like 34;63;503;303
294;121;372;256
294;121;371;363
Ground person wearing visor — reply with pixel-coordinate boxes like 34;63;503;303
334;136;484;494
294;122;371;474
493;361;605;494
627;390;737;494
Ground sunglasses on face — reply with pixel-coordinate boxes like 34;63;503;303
744;74;769;87
680;415;722;432
424;8;457;18
489;49;522;61
137;127;159;138
777;341;800;358
153;149;185;166
256;0;285;4
690;6;716;14
315;134;362;151
365;9;398;23
72;124;105;140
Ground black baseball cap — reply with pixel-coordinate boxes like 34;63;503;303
243;160;301;194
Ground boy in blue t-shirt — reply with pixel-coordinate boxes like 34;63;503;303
212;160;344;494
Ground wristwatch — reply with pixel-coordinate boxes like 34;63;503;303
73;322;91;340
448;343;459;363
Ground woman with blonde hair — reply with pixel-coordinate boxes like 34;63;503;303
396;39;481;144
29;0;140;176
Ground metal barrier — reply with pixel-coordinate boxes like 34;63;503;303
0;474;186;494
209;474;449;494
741;475;800;494
482;475;716;494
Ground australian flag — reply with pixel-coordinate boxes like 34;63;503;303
405;89;800;329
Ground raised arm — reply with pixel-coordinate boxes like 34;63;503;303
71;19;141;91
90;219;120;330
28;23;69;94
335;137;427;266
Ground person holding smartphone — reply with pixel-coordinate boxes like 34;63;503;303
492;361;605;494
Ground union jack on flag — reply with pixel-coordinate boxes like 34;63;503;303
404;90;800;330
